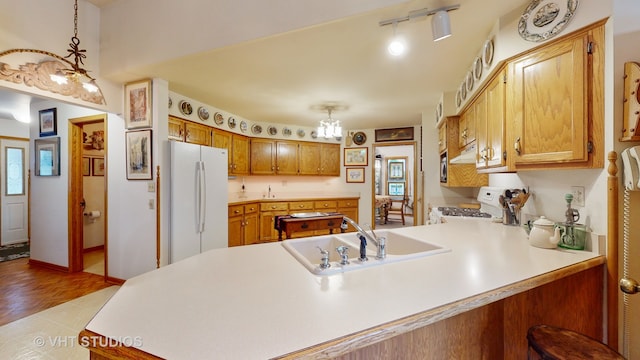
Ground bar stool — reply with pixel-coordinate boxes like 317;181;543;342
527;324;625;359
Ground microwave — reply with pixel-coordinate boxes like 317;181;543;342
440;153;447;183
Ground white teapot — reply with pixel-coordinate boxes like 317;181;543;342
528;216;561;249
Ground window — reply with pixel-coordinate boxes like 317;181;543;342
6;147;24;195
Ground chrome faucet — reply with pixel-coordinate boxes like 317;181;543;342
341;216;386;261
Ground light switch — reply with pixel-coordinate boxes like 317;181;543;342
147;181;155;192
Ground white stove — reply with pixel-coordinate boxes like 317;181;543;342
430;187;508;224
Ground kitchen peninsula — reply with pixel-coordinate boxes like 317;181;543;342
80;220;605;359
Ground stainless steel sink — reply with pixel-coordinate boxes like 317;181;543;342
282;231;450;275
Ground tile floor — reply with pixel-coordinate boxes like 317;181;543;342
0;286;119;359
83;250;104;276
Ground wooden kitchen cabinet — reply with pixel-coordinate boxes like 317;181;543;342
228;203;259;247
439;116;488;188
507;22;604;170
437;123;447;154
475;68;506;171
250;139;299;175
168;116;211;146
458;107;475;149
299;142;340;176
259;202;289;242
213;129;250;175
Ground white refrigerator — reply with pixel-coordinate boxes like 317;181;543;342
170;141;228;263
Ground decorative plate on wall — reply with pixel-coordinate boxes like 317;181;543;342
518;0;578;42
282;127;292;137
460;82;467;101
465;71;474;93
240;120;248;133
214;112;224;125
352;132;367;145
267;126;277;136
297;129;305;138
228;117;237;129
168;97;173;109
473;57;483;80
310;130;318;139
251;124;262;135
455;90;462;108
483;39;494;67
179;101;193;116
197;106;209;121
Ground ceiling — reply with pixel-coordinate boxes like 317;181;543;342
2;0;532;130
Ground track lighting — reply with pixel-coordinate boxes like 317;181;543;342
387;22;406;56
379;4;460;47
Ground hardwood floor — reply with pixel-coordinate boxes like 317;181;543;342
0;258;110;326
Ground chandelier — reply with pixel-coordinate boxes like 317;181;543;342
0;0;105;105
317;106;342;139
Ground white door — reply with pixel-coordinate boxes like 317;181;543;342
1;138;29;245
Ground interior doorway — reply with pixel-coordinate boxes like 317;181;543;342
68;114;107;277
371;141;419;228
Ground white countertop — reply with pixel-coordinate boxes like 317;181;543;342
85;220;602;359
228;192;360;203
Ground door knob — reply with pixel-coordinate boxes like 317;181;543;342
620;277;640;295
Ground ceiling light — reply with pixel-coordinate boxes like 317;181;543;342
387;22;406;56
431;10;452;41
317;106;342;139
0;0;105;105
379;4;459;45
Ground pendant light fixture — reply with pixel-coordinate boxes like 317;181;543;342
0;0;106;105
317;106;342;139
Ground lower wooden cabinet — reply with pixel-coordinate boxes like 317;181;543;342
230;197;359;246
228;203;259;247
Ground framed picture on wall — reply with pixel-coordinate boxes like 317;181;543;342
124;79;152;129
344;147;368;166
346;168;365;183
38;108;57;137
125;130;152;180
82;157;91;176
92;158;105;176
35;137;60;176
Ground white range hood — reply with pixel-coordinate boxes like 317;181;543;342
449;144;476;164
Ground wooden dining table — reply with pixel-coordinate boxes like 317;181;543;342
374;195;392;224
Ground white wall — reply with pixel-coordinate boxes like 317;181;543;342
0;118;29;138
29;100;103;266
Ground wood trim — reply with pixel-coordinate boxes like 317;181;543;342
79;330;162;360
28;259;69;272
83;245;105;253
156;165;160;268
607;151;619;350
105;276;125;286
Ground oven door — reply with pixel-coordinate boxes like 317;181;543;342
440;153;447;183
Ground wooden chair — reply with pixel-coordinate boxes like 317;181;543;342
527;324;625;359
385;185;407;225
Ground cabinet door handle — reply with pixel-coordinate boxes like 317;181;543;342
234;210;241;214
299;204;304;208
514;137;521;155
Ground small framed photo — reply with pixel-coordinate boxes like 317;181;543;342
82;157;91;176
35;137;60;176
124;79;152;129
92;158;105;176
346;168;365;183
375;127;414;142
125;129;152;180
39;108;57;137
344;147;368;166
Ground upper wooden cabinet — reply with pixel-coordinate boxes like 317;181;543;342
458;107;475;149
299;142;340;176
250;139;298;175
506;22;604;170
475;69;506;171
439;117;488;188
438;124;447;154
168;116;211;146
213;129;250;176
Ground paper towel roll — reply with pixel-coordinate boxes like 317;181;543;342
87;210;101;218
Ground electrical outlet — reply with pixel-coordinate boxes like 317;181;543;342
148;199;155;209
571;186;585;207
